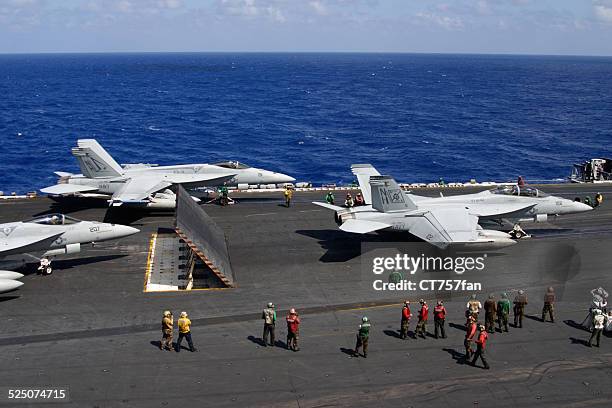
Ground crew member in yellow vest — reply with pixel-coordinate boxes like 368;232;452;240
177;311;197;352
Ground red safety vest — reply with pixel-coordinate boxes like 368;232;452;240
402;306;411;320
434;305;446;319
476;331;488;349
466;323;477;340
419;305;429;320
286;315;300;333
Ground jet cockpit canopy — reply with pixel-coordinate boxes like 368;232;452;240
490;185;549;198
213;161;251;170
25;214;82;225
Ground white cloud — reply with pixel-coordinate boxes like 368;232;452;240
594;1;612;23
416;12;464;30
309;1;328;16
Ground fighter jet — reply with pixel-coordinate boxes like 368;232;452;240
0;213;139;293
41;139;296;209
348;164;593;226
313;164;593;249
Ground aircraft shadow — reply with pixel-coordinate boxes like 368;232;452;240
295;229;512;262
528;228;575;237
20;254;129;276
103;208;159;225
34;198;109;217
0;295;20;303
295;229;389;263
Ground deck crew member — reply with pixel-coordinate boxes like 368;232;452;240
354;316;371;358
284;186;293;208
588;309;606;347
484;294;497;333
513;290;528;328
161;311;174;351
542;287;555;323
497;293;511;332
510;223;527;239
286;308;300;351
415;299;428;339
400;301;411;340
345;193;354;208
177;311;197;352
325;191;335;205
262;302;277;347
433;300;447;339
354;192;365;206
38;257;52;275
465;315;477;360
471;325;490;369
467;294;482;320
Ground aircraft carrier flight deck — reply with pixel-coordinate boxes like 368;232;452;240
1;183;611;408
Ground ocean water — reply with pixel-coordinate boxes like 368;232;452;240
1;53;612;194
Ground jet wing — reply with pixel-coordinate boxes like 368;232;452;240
339;219;391;234
0;232;64;256
112;176;173;204
112;173;238;205
408;207;478;248
166;173;237;187
469;203;536;218
40;184;99;195
312;201;345;211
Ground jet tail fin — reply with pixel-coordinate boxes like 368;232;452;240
72;139;123;178
370;175;417;212
351;164;381;205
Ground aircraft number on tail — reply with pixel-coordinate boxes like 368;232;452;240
379;188;405;205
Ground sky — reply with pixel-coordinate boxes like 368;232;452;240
0;0;611;55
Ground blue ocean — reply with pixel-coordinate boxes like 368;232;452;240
1;53;612;194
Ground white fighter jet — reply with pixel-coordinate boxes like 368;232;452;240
41;139;295;209
0;213;139;293
314;164;593;249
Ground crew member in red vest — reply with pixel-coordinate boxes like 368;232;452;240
433;300;447;339
414;299;429;339
471;324;490;369
400;301;411;340
464;315;477;360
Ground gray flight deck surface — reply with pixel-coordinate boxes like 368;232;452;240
0;184;611;407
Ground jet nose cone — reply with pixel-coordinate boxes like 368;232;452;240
0;271;24;280
0;278;24;293
269;172;295;184
116;225;140;238
574;202;594;212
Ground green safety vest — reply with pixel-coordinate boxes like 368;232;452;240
358;322;371;337
497;299;510;314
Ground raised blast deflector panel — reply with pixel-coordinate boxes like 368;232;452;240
174;186;235;287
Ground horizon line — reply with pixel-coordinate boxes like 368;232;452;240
1;50;612;58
